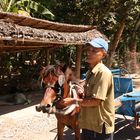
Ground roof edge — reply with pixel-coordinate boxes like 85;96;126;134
0;12;96;32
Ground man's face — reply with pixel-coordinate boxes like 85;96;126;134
86;45;105;65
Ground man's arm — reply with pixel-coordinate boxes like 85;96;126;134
60;98;101;107
78;98;101;107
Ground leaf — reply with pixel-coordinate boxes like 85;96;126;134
18;10;30;17
128;15;134;21
10;6;19;13
15;0;55;20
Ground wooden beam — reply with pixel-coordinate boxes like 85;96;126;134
0;43;61;53
0;37;84;47
0;12;96;32
0;47;43;53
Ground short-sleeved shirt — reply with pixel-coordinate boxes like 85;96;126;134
79;63;115;134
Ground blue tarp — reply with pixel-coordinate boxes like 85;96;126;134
120;91;140;101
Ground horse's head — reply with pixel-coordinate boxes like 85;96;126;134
36;64;85;115
36;65;70;113
40;65;64;87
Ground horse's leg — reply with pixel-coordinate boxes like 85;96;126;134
57;121;65;140
74;121;80;140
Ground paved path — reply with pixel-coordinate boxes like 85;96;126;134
0;105;140;140
0;77;140;140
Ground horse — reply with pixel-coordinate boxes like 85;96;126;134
36;65;84;140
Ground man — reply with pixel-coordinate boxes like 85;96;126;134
62;37;115;140
78;37;115;140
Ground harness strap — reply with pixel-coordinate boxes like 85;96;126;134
69;81;83;98
49;82;82;115
48;104;78;115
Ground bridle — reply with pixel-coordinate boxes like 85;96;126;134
37;65;83;115
40;65;68;103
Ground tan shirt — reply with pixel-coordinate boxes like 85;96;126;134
79;63;115;134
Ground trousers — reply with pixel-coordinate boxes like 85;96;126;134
81;125;114;140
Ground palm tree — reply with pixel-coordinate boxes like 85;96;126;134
0;0;54;20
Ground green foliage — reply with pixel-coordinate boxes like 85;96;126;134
40;0;139;70
12;0;55;19
0;0;140;90
0;0;55;20
53;45;76;66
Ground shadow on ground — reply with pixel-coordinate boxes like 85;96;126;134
0;90;140;140
0;90;43;115
50;118;140;140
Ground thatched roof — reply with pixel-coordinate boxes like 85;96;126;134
0;12;108;53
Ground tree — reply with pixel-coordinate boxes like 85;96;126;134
0;0;55;20
47;0;140;71
127;15;140;73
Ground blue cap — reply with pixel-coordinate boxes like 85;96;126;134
87;37;108;52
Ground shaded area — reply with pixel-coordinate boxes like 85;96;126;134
0;103;140;140
0;90;43;115
49;120;140;140
50;117;140;140
114;118;140;140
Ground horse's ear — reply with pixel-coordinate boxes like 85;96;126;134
55;65;63;75
40;66;46;71
40;66;48;78
61;64;68;73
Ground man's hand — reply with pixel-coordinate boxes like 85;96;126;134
77;88;85;98
61;98;76;106
61;98;83;106
77;98;101;107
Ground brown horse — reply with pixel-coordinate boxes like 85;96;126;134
36;65;84;140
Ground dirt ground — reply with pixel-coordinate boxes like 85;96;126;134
0;90;77;140
0;76;140;140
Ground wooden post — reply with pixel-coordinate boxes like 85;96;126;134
75;45;82;79
44;48;50;65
